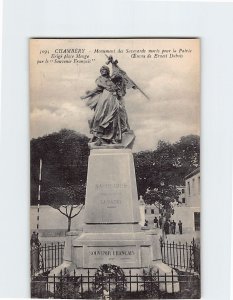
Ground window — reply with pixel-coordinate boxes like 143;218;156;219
192;178;195;194
151;209;154;214
182;189;185;193
182;198;185;203
194;212;200;231
145;209;147;214
188;181;190;196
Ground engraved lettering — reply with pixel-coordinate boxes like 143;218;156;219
95;183;128;190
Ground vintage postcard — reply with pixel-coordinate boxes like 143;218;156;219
30;38;200;299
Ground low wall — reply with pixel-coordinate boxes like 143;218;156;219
172;206;200;232
30;205;85;234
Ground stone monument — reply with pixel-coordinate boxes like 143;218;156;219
51;56;179;293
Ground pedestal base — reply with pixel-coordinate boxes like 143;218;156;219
49;148;180;294
71;232;152;269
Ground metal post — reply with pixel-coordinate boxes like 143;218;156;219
176;243;178;268
169;242;172;266
36;159;42;233
44;244;47;271
60;270;63;299
129;269;132;293
165;273;167;292
87;269;90;293
51;243;54;269
55;244;57;267
143;273;146;291
172;241;175;267
53;274;56;298
157;269;160;291
81;274;83;298
179;242;181;267
167;241;169;265
171;269;174;294
182;244;185;268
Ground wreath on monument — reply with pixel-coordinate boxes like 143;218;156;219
92;264;127;298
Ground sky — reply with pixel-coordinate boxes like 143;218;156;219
30;39;200;152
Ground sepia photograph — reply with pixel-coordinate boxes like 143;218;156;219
30;38;200;299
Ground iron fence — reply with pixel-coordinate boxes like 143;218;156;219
31;239;200;276
160;239;200;274
31;268;200;299
31;242;65;275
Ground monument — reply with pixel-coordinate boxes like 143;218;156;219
51;56;178;292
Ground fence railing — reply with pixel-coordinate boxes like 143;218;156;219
31;242;65;275
31;268;200;299
31;239;200;276
160;239;200;274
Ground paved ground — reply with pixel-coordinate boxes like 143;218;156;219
163;230;200;244
143;227;200;244
38;228;200;246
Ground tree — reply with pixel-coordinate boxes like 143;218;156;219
30;129;89;205
144;185;180;219
44;184;86;231
134;135;200;197
30;129;89;231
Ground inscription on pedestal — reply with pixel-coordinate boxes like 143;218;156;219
96;183;127;209
84;246;139;268
84;150;140;224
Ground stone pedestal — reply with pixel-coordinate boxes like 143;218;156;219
50;148;179;294
84;149;139;226
65;149;158;269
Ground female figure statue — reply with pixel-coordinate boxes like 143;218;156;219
81;64;130;146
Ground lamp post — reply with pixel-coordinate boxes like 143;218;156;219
160;181;165;215
160;181;165;240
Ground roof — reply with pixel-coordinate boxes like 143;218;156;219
185;167;200;180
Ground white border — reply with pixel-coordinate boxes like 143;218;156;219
1;1;233;299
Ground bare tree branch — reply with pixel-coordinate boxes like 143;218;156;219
57;207;68;217
71;204;84;219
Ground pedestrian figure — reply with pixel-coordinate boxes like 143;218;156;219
168;220;172;234
31;231;40;247
31;232;40;274
171;220;176;234
144;220;148;227
153;216;158;228
178;220;183;234
159;216;162;229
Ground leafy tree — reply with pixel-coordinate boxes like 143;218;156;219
30;129;89;205
134;135;200;198
144;186;180;220
44;184;85;231
134;135;199;221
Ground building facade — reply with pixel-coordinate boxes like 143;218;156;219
177;186;186;205
173;167;200;232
